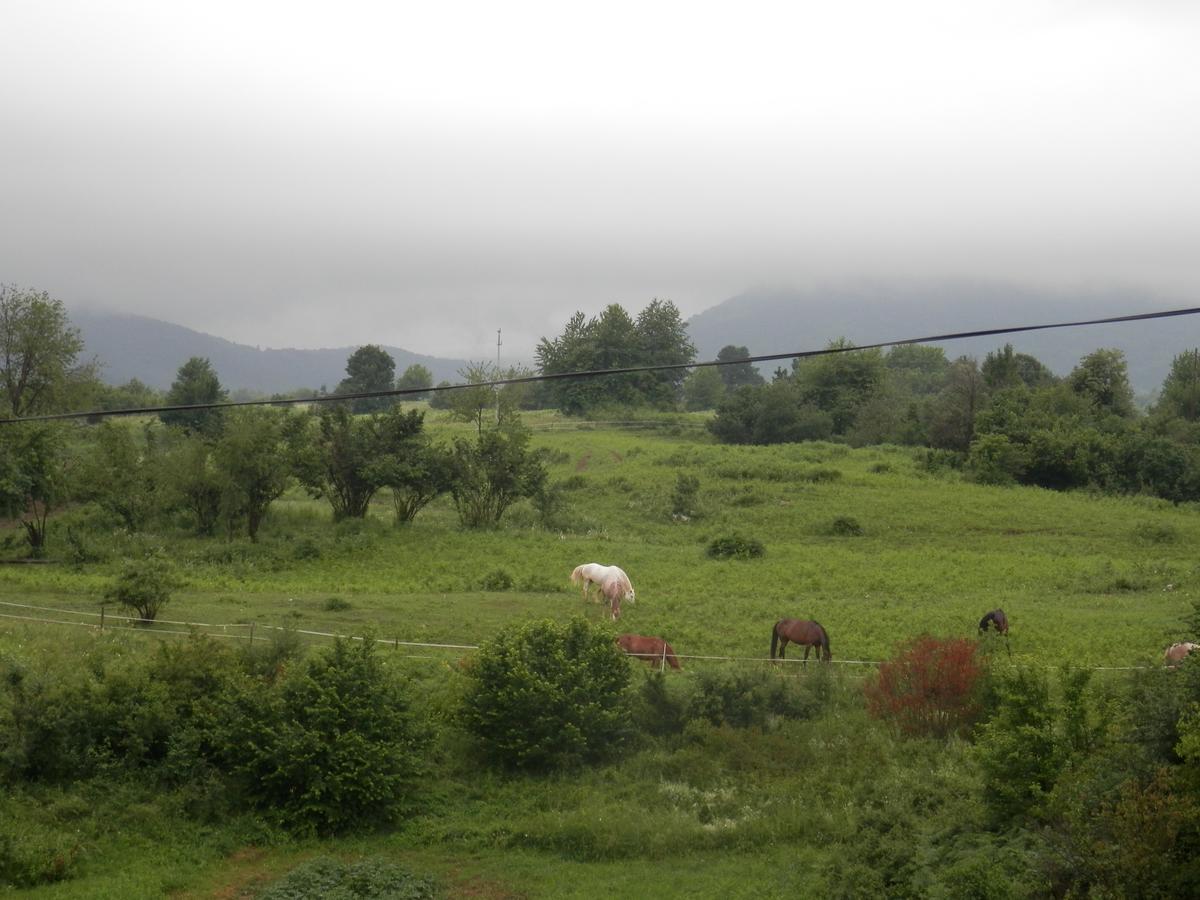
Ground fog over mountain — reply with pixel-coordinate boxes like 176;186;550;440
686;281;1198;394
74;279;1197;395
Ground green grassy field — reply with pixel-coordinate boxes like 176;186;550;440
2;411;1197;897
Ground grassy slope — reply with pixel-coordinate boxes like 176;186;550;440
2;411;1198;897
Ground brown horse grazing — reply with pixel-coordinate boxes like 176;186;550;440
1165;642;1199;667
979;609;1009;635
617;634;681;670
770;619;831;663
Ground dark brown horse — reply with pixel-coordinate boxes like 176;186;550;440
978;609;1009;635
617;634;681;670
770;619;831;663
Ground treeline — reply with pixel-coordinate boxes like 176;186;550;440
706;341;1200;502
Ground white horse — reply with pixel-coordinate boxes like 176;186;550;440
570;563;635;619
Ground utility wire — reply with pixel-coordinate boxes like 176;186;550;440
4;304;1198;426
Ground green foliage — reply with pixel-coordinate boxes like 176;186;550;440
0;422;68;555
161;356;228;434
258;856;439;900
74;421;159;531
214;636;427;835
1068;347;1135;418
670;472;700;518
825;516;863;537
864;635;986;738
396;363;434;400
104;554;182;623
791;339;886;434
289;405;427;520
448;424;547;527
975;667;1060;826
0;284;88;418
324;596;352;611
537;300;696;413
157;433;224;535
705;533;765;559
337;344;397;413
460;619;631;770
213;407;292;540
1156;348;1200;421
480;568;514;591
708;381;835;445
682;365;724;410
716;344;765;390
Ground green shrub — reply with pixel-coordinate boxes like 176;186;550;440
460;619;631;771
799;467;842;483
671;473;700;518
103;554;182;624
214;636;428;835
826;516;864;537
323;596;352;612
258;856;439;900
480;568;514;591
1133;521;1179;545
705;534;765;559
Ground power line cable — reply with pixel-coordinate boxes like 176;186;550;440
4;304;1198;426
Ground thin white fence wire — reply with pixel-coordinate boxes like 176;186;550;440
0;601;1158;670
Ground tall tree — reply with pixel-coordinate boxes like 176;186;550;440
634;298;696;406
213;408;292;541
337;345;396;413
161;357;228;434
716;344;765;390
0;285;88;417
0;423;69;555
792;339;886;434
1068;348;1135;418
1156;349;1200;422
928;356;987;450
395;363;433;400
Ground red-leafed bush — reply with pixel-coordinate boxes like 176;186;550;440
864;635;987;738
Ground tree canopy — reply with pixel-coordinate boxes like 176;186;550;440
337;345;396;413
0;285;89;417
161;357;228;434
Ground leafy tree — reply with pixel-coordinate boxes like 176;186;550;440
460;618;632;770
75;421;158;531
792;340;885;434
707;381;833;445
158;434;223;535
682;365;725;410
376;439;454;525
1068;348;1135;418
103;554;181;624
336;344;396;413
395;363;434;400
448;423;547;527
633;298;696;406
289;405;426;520
212;408;292;540
444;362;529;434
927;356;987;450
716;344;765;390
94;378;164;412
885;344;950;396
0;423;69;556
0;285;90;417
537;301;695;413
1156;349;1200;422
161;357;228;434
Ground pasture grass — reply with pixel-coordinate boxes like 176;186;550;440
2;413;1199;896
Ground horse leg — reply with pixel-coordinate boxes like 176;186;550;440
778;637;788;660
803;645;811;669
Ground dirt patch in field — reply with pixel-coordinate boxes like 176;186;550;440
575;451;592;471
609;450;623;462
447;874;529;898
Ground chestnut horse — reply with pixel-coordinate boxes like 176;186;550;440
617;634;681;670
978;609;1009;634
1165;642;1199;667
770;619;831;663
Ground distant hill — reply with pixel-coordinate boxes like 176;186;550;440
685;281;1200;394
71;310;471;394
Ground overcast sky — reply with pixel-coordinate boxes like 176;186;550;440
2;1;1198;361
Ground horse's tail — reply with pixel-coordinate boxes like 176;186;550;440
663;641;681;670
770;622;780;660
570;565;583;586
